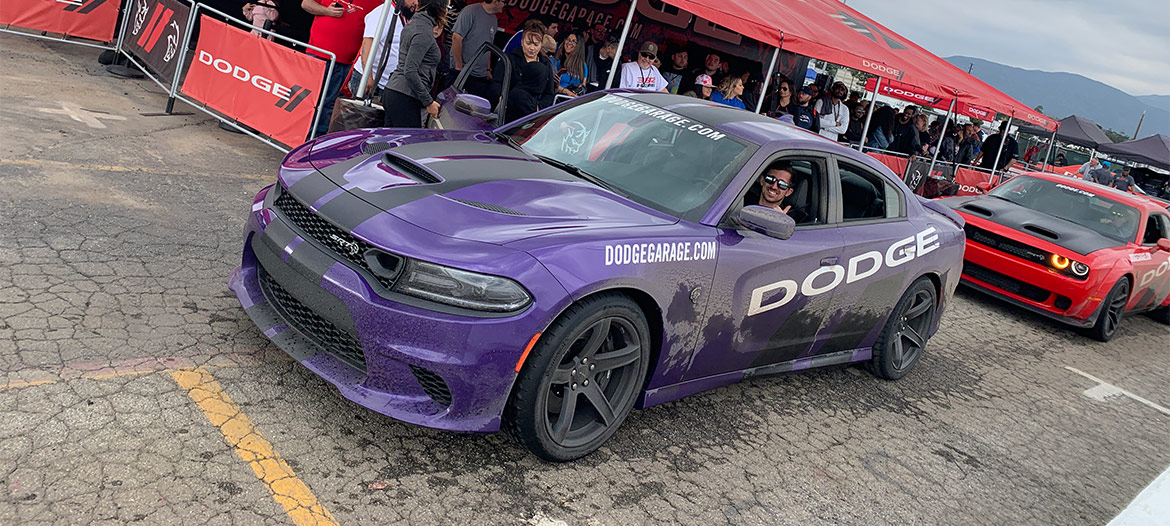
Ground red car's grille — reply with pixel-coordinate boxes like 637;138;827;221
963;262;1051;303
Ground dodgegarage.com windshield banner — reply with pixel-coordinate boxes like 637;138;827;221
181;16;326;146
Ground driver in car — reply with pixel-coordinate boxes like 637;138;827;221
755;165;808;223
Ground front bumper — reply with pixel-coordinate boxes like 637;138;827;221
230;186;565;433
960;240;1104;328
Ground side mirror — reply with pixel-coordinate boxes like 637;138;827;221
975;182;992;193
1154;238;1170;253
453;94;494;120
737;205;796;240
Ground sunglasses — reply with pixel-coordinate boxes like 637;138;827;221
640;52;656;60
779;86;790;91
763;175;791;190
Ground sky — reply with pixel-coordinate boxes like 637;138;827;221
846;0;1170;97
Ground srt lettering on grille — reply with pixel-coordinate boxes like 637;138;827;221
330;234;361;256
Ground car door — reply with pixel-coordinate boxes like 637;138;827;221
433;43;511;131
1131;211;1170;310
683;153;845;381
813;156;924;355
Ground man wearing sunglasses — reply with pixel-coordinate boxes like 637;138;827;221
619;41;669;92
755;165;808;223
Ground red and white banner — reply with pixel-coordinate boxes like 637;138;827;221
866;78;995;122
0;0;120;42
181;16;326;146
953;167;991;196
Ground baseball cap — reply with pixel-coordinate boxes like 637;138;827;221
639;41;658;58
694;74;713;87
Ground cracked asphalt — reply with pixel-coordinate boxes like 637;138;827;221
2;34;1168;525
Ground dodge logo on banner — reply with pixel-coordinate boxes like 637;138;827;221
0;0;120;42
182;16;325;147
124;0;191;83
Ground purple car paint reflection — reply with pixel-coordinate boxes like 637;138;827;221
230;91;964;434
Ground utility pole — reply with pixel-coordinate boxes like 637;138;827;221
967;63;974;73
1133;111;1145;139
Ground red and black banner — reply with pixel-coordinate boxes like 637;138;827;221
123;0;191;82
0;0;121;42
181;15;326;147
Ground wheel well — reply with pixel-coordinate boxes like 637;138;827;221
920;272;942;304
574;288;665;388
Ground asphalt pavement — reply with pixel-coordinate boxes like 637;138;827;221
2;34;1168;525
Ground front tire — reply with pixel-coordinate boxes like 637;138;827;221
504;293;650;462
868;277;937;380
1088;279;1130;342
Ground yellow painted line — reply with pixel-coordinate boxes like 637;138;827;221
0;158;270;180
171;368;338;526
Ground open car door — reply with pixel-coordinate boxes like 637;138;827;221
433;43;511;131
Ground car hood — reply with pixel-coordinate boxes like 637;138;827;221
939;195;1123;255
300;130;677;245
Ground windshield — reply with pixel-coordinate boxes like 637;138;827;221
988;176;1141;242
501;94;756;220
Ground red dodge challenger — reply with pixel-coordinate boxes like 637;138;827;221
941;172;1170;341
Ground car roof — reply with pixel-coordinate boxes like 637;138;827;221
615;91;893;175
1012;171;1167;214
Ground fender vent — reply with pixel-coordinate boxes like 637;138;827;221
961;204;993;217
383;153;442;184
450;198;524;216
364;141;394;154
1023;224;1060;240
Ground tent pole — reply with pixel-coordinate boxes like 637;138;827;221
926;97;956;177
1042;128;1057;168
990;115;1013;184
859;77;881;152
756;43;780;114
605;0;639;90
356;0;395;101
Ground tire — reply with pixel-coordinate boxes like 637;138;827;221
868;277;938;380
504;293;650;462
1148;305;1170;325
1088;279;1130;342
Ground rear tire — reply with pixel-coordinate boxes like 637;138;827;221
868;277;937;380
1146;305;1170;325
1087;279;1130;342
504;293;650;462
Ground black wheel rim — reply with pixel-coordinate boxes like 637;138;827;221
891;289;935;371
542;316;642;448
1103;281;1130;337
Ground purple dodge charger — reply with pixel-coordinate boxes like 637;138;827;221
231;92;966;461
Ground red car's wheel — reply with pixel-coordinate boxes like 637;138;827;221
1088;278;1130;342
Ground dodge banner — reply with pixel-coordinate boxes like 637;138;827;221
865;77;995;121
181;16;326;147
123;0;191;83
0;0;121;42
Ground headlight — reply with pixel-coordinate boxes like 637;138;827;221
392;259;531;312
1071;261;1089;277
1049;254;1070;270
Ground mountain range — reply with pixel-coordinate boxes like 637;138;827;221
943;56;1169;140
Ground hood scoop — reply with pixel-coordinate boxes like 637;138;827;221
961;203;994;217
450;198;525;216
383;152;441;184
1023;224;1060;240
364;141;394;154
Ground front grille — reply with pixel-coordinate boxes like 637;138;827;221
963;262;1051;303
965;225;1049;265
410;365;452;406
272;189;401;290
258;268;367;373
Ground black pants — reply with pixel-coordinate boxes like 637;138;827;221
382;89;424;128
464;75;494;101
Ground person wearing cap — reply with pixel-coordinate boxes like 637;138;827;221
619;42;669;92
682;75;714;100
816;80;850;141
789;86;820;133
1112;166;1137;193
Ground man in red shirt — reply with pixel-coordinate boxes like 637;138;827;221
301;0;381;137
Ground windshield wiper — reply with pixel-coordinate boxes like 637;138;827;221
532;154;624;196
483;130;524;152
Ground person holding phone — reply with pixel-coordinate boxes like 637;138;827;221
382;0;446;128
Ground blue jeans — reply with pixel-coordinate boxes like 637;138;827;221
313;63;351;138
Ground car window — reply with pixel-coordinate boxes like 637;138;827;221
1145;213;1170;245
735;158;826;227
504;94;757;221
835;160;902;222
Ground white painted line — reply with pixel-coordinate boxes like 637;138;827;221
1107;464;1170;526
1064;366;1170;417
37;101;127;129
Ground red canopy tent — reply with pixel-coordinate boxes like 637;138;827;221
657;0;1057;130
864;78;995;121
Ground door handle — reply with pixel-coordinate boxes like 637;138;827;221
820;256;839;266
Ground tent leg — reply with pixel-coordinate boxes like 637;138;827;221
1042;128;1056;168
926;98;956;177
990;115;1013;184
355;0;396;101
858;77;881;151
605;0;639;90
756;45;780;114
